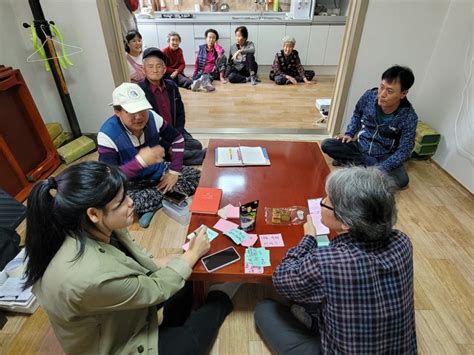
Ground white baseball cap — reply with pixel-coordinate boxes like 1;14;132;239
112;83;152;113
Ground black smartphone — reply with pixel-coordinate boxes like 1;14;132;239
201;247;241;273
163;190;187;206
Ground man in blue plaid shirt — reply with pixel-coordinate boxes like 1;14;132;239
255;167;417;354
321;66;418;188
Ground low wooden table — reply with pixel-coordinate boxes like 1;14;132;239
188;139;331;285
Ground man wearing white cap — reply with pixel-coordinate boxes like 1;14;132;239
97;83;200;227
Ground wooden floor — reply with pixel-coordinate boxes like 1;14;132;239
181;75;334;130
2;83;474;354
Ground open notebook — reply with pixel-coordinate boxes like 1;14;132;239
215;146;271;166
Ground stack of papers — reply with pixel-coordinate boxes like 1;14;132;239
0;250;39;314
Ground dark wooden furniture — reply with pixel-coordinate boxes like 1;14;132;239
0;67;60;201
188;139;331;284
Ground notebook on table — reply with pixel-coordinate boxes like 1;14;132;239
215;146;270;166
189;187;223;215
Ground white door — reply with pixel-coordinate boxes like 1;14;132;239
285;25;311;65
306;25;329;65
323;25;345;65
137;23;159;48
257;25;286;65
175;24;195;65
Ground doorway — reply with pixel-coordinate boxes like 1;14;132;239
96;0;368;137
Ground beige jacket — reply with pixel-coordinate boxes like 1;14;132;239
33;229;191;354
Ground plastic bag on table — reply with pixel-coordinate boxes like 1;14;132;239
264;206;309;225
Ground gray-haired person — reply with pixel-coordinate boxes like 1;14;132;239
269;36;315;85
255;166;417;354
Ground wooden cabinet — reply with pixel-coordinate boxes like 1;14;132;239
0;67;60;202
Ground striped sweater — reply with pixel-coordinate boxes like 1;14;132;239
97;111;184;180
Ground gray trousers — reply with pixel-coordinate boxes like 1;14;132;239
255;299;322;355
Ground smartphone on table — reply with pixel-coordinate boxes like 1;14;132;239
201;247;241;273
163;190;188;206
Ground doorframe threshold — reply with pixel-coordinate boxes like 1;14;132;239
188;127;329;135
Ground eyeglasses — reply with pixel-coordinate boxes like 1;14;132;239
320;197;334;211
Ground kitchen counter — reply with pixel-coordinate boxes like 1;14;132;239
136;12;346;25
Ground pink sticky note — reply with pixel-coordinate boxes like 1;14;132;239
213;218;239;233
241;233;258;247
245;263;264;274
225;205;240;219
259;234;285;247
182;241;190;251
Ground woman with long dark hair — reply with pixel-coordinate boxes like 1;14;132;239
24;161;234;354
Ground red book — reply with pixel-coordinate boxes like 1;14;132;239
189;187;223;215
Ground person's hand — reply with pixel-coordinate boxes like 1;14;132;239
286;75;297;85
232;50;242;61
336;134;353;143
182;227;210;267
157;172;179;193
170;70;178;79
303;78;313;85
138;145;165;166
303;214;316;237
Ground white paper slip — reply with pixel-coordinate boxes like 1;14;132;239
239;146;267;165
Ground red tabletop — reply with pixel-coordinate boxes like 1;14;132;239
188;139;331;283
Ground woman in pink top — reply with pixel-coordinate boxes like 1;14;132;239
191;29;227;92
125;30;146;83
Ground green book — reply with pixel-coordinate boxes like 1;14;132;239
415;121;440;145
57;136;96;164
413;141;438;155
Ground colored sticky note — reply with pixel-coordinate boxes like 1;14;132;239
217;204;240;219
259;234;285;247
241;233;258;247
225;205;240;219
187;225;220;242
316;234;330;247
245;247;271;267
224;228;249;245
213;219;239;233
245;262;264;274
308;198;330;236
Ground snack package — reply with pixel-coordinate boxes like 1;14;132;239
264;206;309;225
240;200;259;232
